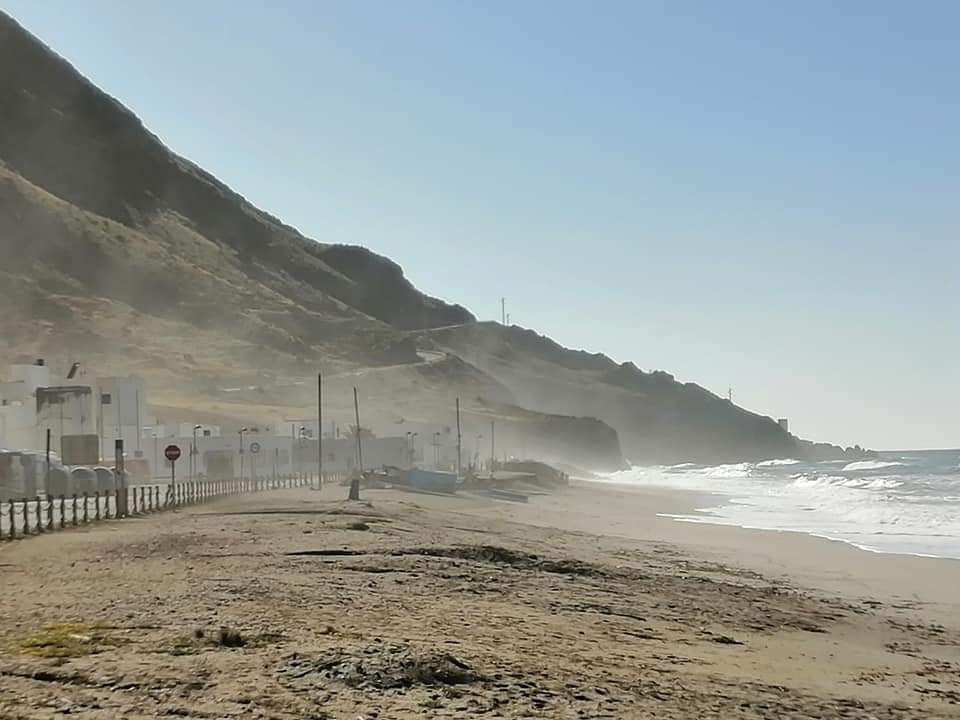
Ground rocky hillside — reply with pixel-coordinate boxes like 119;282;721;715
421;323;801;465
0;13;471;338
0;12;859;469
0;12;624;471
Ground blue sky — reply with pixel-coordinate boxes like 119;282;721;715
4;1;958;449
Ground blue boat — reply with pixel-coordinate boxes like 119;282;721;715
404;469;458;494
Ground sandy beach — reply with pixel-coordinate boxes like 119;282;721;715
1;482;958;719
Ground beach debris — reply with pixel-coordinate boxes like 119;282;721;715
217;626;245;647
710;634;744;645
278;644;484;691
13;623;123;658
392;545;608;577
285;544;608;577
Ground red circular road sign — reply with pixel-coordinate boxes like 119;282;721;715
164;444;182;462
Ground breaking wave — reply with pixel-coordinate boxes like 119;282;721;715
842;460;906;472
593;450;960;558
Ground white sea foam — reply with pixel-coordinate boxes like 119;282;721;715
591;452;960;559
842;460;906;472
697;462;754;478
757;458;800;467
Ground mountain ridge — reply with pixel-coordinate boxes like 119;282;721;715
0;11;867;467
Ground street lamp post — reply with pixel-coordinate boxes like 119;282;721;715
192;425;202;481
411;432;418;466
238;427;248;483
298;426;307;480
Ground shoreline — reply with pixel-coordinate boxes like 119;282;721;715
580;463;960;561
454;479;960;612
661;513;960;562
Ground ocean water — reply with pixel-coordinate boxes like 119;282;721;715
595;449;960;559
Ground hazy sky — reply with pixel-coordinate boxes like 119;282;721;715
4;1;958;450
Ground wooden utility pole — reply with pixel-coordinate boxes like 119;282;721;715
115;439;126;516
350;387;362;500
45;428;51;492
455;397;462;479
353;387;363;473
490;420;495;474
317;372;323;490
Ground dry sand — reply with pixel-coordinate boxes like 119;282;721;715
0;482;958;719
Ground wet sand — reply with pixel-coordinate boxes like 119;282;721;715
1;483;958;718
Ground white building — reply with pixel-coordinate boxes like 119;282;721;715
0;360;51;451
35;385;97;458
0;362;155;465
97;376;148;459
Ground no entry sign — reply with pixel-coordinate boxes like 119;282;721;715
164;444;182;462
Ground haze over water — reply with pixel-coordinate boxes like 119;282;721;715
601;449;960;559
